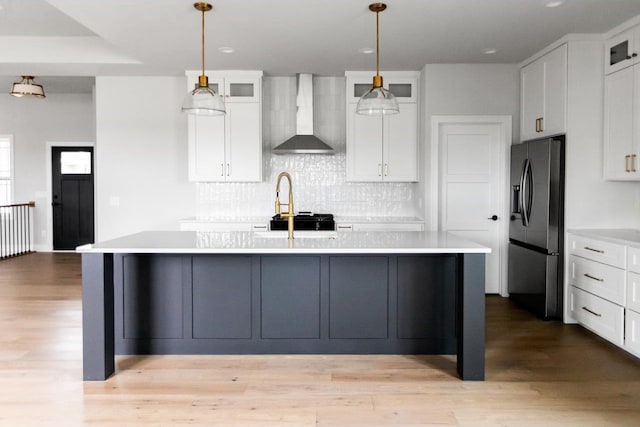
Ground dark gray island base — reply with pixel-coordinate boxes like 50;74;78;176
82;251;485;381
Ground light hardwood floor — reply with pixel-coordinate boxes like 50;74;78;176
1;252;639;426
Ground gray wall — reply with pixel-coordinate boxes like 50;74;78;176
420;63;521;227
95;76;195;241
0;93;95;250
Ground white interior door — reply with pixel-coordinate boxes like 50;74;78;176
436;119;509;294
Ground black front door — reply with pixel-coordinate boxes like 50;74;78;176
52;147;95;250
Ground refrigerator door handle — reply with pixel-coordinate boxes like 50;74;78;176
525;159;534;225
521;159;531;226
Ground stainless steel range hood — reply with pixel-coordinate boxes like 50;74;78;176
272;74;335;155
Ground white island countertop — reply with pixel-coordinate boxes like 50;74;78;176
77;230;490;255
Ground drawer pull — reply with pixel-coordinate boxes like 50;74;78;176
337;225;353;230
581;306;602;317
252;225;267;230
584;246;604;254
583;273;604;282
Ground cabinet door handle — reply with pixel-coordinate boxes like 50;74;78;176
581;306;602;317
227;163;230;176
632;53;639;58
534;118;539;133
625;155;631;172
384;163;389;176
221;163;225;177
378;164;382;176
632;154;637;172
583;273;604;282
538;117;543;132
583;246;604;254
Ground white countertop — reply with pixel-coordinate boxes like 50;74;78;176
335;216;424;224
77;230;490;254
568;228;640;247
180;216;424;224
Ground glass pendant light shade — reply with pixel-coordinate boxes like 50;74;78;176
356;85;399;115
10;76;46;98
356;3;398;116
182;77;225;116
181;2;225;116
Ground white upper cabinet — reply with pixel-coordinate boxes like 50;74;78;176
185;70;263;182
603;64;640;180
520;44;567;141
605;26;640;75
345;71;419;182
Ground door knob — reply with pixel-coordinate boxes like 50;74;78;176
488;215;498;221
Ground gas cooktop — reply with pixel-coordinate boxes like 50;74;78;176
270;212;335;231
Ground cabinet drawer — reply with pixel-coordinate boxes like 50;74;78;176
567;234;626;268
627;246;640;274
625;309;640;357
569;255;625;305
627;271;640;312
570;286;624;346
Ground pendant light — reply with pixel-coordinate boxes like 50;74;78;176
10;76;46;98
356;3;399;116
181;2;225;116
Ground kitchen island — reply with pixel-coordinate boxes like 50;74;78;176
77;230;489;381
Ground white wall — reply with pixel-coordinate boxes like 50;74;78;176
0;93;95;249
420;64;521;228
565;41;640;229
95;76;195;241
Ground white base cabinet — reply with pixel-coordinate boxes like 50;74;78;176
186;70;263;182
625;309;640;356
567;231;640;359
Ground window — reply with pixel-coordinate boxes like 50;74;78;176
60;151;91;174
0;136;12;206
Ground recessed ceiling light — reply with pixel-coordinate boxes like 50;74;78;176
218;46;234;54
545;0;565;7
483;48;497;55
358;47;375;54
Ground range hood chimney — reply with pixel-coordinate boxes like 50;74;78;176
272;74;335;155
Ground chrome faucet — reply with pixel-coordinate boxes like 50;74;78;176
275;172;294;240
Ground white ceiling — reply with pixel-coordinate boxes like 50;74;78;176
2;0;640;92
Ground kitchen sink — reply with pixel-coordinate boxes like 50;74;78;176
253;230;337;239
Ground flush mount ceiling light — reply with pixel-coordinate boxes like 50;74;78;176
181;2;225;116
10;76;46;98
356;3;399;116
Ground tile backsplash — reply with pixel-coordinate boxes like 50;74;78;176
196;76;421;219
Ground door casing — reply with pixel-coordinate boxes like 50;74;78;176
46;141;96;251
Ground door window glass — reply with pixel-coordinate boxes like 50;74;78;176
61;151;91;174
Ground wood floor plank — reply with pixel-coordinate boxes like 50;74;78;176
0;252;639;426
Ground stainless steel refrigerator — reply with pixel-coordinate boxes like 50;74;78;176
508;136;565;320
